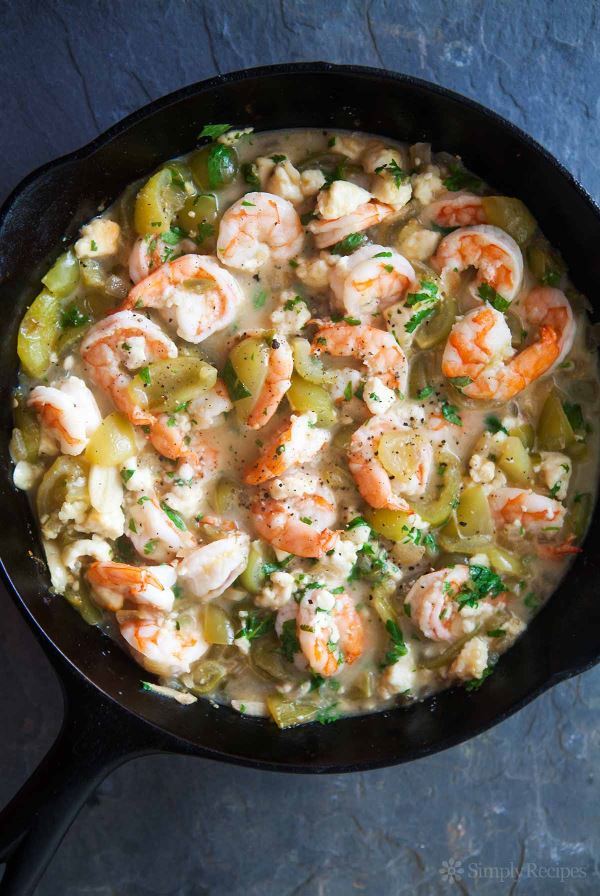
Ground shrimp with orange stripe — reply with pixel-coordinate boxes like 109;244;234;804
431;224;523;303
329;244;416;318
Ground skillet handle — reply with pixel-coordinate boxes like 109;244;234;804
0;666;174;896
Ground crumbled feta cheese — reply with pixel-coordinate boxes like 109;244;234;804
370;175;412;210
380;647;416;698
539;452;571;501
330;368;363;404
395;219;441;262
312;538;358;585
345;522;371;548
449;636;489;681
296;254;334;291
317;181;371;220
300;169;326;197
231;699;267;716
329;133;367;161
269;468;323;500
363;376;397;415
270;290;311;336
362;142;407;175
189;385;232;429
75;218;120;258
255;570;295;609
469;453;497;484
411;167;444;206
122;336;150;370
43;539;70;593
255;156;276;188
469;552;491;568
267;159;304;205
217;127;254;146
120;457;155;493
13;460;43;490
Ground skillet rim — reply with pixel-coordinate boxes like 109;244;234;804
1;60;599;773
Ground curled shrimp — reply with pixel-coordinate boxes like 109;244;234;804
431;224;523;302
177;530;250;601
518;286;575;369
423;193;486;228
123;254;245;343
127;495;196;562
80;311;177;426
86;561;177;612
297;589;364;677
348;415;433;510
406;565;505;642
312;322;408;393
244;411;330;485
117;607;208;676
243;332;294;429
216;191;304;271
329;244;416;318
149;416;218;473
252;492;339;558
442;294;572;401
28;376;101;456
307;199;393;249
488;487;566;537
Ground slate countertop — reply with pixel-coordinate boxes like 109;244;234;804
1;2;599;893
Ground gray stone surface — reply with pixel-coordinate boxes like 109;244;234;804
1;0;599;893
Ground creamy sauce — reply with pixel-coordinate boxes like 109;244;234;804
12;127;600;728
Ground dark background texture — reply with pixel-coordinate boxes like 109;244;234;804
1;1;599;893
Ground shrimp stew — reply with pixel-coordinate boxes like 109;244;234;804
12;126;599;728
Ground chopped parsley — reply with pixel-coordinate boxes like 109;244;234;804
374;158;407;188
253;289;268;309
443;163;483;193
330;232;369;256
128;518;137;533
381;619;408;667
160;502;187;531
235;610;275;642
280;618;300;662
300;516;313;525
222;358;251;401
199;123;230;139
346;516;371;531
60;305;91;330
485;415;508;435
456;565;504;610
161;226;187;245
316;704;341;724
402;526;437;554
541;269;561;287
465;662;496;691
144;539;157;555
563;401;586;435
374;251;392;258
120;468;135;484
196;221;215;242
242;200;255;207
138;366;151;386
283;295;303;311
270;154;287;164
405;306;435;333
343;381;353;402
441;401;462;426
477;283;510;313
548;482;561;498
417;385;434;400
405;279;439;307
524;591;539;610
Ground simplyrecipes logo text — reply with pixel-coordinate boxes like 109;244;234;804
439;857;588;883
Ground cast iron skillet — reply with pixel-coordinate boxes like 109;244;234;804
0;62;599;895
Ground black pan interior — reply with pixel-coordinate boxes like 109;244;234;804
1;63;599;771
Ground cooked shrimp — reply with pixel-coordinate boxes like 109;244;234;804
129;235;169;284
307;199;393;249
80;311;177;425
28;376;101;455
329;245;416;317
127;495;196;562
423;193;486;228
187;380;232;429
252;492;339;558
406;565;504;642
348;416;433;510
117;607;208;676
518;286;575;369
442;300;569;401
244;332;293;429
86;561;177;612
312;322;408;393
297;589;364;677
123;254;245;343
216;192;304;271
431;225;523;302
149;416;218;473
488;487;566;536
177;531;250;600
244;411;330;485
